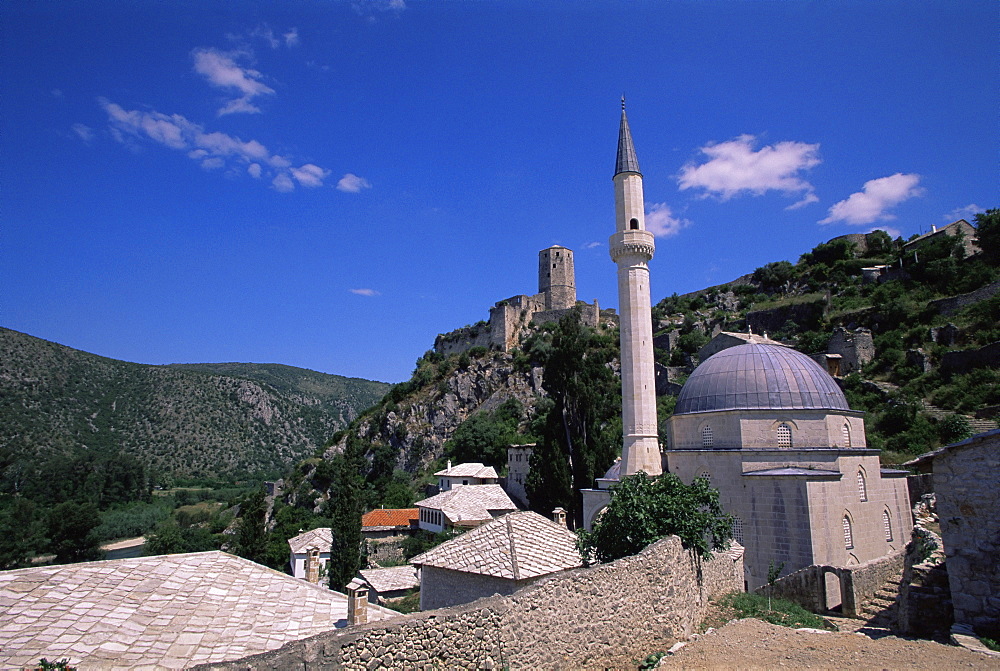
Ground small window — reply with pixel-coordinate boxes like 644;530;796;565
701;425;714;449
777;423;792;448
857;469;868;502
698;470;711;485
629;218;639;230
843;423;852;448
732;517;744;545
883;510;893;542
843;516;854;549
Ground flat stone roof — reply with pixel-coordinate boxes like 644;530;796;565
0;551;398;669
415;484;517;526
287;527;333;554
359;565;420;594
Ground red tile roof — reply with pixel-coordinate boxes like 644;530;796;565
361;508;419;529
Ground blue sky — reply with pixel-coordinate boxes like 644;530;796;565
3;1;997;383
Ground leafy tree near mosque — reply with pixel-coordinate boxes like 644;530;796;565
577;472;733;564
526;312;621;528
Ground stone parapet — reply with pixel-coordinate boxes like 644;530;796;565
199;535;743;670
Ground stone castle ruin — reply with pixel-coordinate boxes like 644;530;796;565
434;246;604;355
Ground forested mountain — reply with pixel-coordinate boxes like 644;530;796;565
0;328;390;490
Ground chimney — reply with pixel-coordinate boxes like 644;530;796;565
306;548;321;584
346;578;369;626
932;225;937;233
552;507;567;528
447;459;452;471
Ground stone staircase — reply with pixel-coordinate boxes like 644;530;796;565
857;571;904;630
919;400;998;434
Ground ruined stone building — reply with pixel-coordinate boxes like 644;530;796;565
434;245;603;356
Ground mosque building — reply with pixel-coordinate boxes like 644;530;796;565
584;102;912;591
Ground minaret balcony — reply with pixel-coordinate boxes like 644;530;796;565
609;229;655;263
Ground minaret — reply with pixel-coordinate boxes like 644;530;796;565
610;99;661;476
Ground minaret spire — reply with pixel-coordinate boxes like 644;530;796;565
615;97;641;176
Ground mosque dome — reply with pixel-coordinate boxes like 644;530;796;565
674;343;850;415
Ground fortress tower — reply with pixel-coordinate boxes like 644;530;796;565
538;246;576;310
610;100;661;476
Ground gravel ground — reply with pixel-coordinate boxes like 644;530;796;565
655;619;1000;670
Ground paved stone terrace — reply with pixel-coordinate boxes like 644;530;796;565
0;551;398;669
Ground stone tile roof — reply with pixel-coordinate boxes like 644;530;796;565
415;484;517;526
361;508;419;530
433;462;499;479
0;551;398;670
359;565;420;594
410;511;583;580
287;527;333;554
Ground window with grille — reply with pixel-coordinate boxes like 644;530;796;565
842;423;852;448
698;470;711;485
732;517;744;545
858;469;868;502
701;425;713;448
777;423;792;448
883;510;893;541
843;516;854;549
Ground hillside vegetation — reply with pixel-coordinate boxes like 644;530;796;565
0;328;390;487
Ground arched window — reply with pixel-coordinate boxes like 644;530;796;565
843;515;854;549
857;469;868;502
731;517;744;545
883;510;893;542
776;423;792;448
629;218;639;230
698;470;711;485
842;423;852;448
701;425;714;449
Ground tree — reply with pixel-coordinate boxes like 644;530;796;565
327;434;366;591
577;472;733;563
0;497;46;569
47;501;103;564
975;209;1000;266
232;488;268;563
526;312;620;527
751;260;796;292
446;398;526;470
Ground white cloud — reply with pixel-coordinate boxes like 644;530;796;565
283;28;300;47
678;135;820;205
350;288;380;296
250;25;280;49
337;173;371;193
100;98;328;193
868;225;902;238
51;89;64;98
272;173;295;192
71;123;94;143
943;204;981;222
644;202;691;238
191;48;274;116
819;173;924;225
582;241;602;249
291;163;330;188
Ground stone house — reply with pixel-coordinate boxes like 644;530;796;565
901;219;980;259
358;565;420;605
288;527;332;582
505;443;534;507
360;508;419;541
826;327;875;375
905;429;1000;638
697;330;785;363
415;484;517;533
410;510;583;610
660;342;912;591
434;460;498;491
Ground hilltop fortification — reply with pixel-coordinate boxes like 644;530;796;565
434;246;606;355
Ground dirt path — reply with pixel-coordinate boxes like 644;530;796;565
656;619;1000;670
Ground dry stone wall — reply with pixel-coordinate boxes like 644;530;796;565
200;536;743;670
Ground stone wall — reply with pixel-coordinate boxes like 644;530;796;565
200;536;743;670
939;341;1000;376
933;431;1000;637
434;322;492;357
755;549;905;617
896;526;952;638
928;279;1000;317
827;327;875;375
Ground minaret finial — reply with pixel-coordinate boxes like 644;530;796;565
615;98;641;176
621;94;626;111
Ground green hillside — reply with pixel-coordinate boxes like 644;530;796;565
0;328;390;489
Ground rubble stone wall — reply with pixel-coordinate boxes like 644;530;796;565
200;536;743;670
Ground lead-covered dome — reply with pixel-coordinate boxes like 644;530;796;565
675;343;850;414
